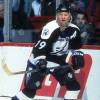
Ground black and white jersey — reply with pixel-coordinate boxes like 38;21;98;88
32;20;82;65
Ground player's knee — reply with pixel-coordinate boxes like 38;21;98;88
53;67;73;85
24;69;45;90
65;72;80;91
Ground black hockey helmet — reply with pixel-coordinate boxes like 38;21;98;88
56;4;71;13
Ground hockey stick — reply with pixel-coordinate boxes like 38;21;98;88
1;58;38;75
1;58;72;75
0;95;12;98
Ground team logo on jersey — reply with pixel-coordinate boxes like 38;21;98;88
41;29;51;39
43;29;49;36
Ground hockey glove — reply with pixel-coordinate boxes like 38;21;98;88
72;51;84;70
36;59;47;73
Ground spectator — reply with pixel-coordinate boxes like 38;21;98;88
31;0;42;16
62;0;86;22
12;0;38;43
0;0;4;42
12;0;20;12
73;0;85;12
24;0;34;17
12;0;34;17
12;0;32;29
30;0;56;16
0;17;4;42
42;0;56;16
63;0;86;12
74;11;95;44
0;0;4;18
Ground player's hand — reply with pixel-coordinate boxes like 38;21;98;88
72;51;84;70
36;59;47;72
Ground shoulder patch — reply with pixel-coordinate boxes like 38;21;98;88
41;28;51;39
41;20;59;39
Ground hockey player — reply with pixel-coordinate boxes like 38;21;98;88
12;3;84;100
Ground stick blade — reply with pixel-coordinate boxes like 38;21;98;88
1;59;12;75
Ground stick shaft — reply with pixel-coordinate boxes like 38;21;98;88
2;61;72;75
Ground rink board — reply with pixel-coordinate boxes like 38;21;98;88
0;43;100;100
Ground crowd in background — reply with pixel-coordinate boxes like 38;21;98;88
0;0;100;45
12;0;56;29
12;0;56;17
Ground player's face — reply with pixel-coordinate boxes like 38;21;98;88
56;11;71;27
